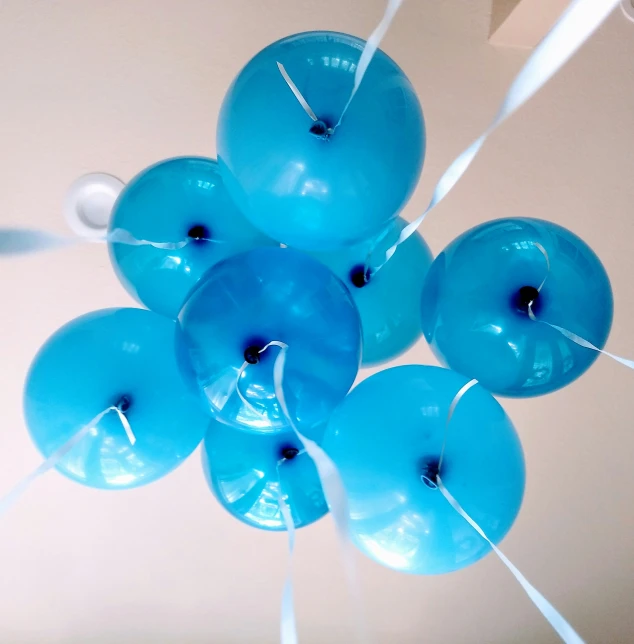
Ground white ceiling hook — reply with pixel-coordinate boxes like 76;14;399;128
63;172;124;240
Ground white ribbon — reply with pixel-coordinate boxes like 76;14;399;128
277;483;298;644
374;0;621;272
266;343;368;644
0;405;136;516
434;381;584;643
0;227;220;256
526;243;634;371
335;0;405;129
437;477;585;644
276;62;319;124
277;0;405;133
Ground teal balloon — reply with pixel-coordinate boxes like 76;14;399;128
323;365;525;575
312;218;433;365
421;218;613;396
108;157;274;319
179;247;361;435
23;308;210;489
202;421;327;530
217;31;425;251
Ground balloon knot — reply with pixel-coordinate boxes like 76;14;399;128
420;457;440;489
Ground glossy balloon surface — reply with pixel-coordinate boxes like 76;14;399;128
203;421;327;530
179;247;362;434
217;31;425;251
421;218;613;397
312;218;433;365
24;308;210;489
324;366;524;574
108;157;274;319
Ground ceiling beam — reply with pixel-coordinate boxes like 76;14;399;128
489;0;570;49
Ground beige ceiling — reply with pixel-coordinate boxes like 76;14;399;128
1;1;633;642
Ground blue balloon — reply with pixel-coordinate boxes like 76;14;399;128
179;247;362;435
23;308;210;489
421;218;613;397
217;31;425;251
312;218;433;365
323;365;525;575
202;421;327;530
108;157;274;319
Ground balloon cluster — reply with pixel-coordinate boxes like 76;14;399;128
21;30;613;583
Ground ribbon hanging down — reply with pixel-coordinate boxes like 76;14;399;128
433;381;585;644
0;405;135;517
0;226;221;256
372;0;621;272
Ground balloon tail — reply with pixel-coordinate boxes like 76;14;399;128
371;0;621;274
0;405;136;517
437;477;585;644
271;345;370;644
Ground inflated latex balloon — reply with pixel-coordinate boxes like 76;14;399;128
179;247;361;434
108;157;274;319
23;308;210;489
312;218;433;365
323;365;525;575
421;218;613;397
202;420;327;530
217;31;425;251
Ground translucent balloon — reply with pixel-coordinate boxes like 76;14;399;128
312;218;433;365
323;365;525;575
202;420;327;530
23;308;210;489
421;218;613;396
108;157;275;319
179;247;362;435
217;31;425;251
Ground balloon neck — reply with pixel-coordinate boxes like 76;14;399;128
349;264;372;289
115;394;132;414
515;285;540;314
188;225;210;242
244;344;263;365
420;457;440;490
309;119;333;140
281;446;300;461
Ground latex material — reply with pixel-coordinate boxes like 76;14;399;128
421;218;613;397
323;365;525;575
23;308;210;489
179;247;361;434
202;420;327;530
312;218;433;365
108;157;274;319
217;31;425;251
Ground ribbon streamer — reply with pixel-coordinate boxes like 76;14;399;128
434;381;584;643
0;405;136;516
278;0;405;133
269;344;369;644
437;477;584;644
335;0;405;129
0;226;220;257
373;0;621;272
526;243;634;371
277;482;298;644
